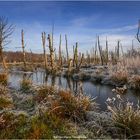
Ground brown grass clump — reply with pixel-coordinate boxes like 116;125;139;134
0;97;13;109
0;73;8;85
0;111;77;139
34;86;56;103
107;95;140;139
50;90;91;122
20;79;32;91
28;112;74;139
129;75;140;90
0;112;29;139
125;56;140;74
111;71;128;85
0;84;8;95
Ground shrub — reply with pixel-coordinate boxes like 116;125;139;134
0;73;8;85
50;90;91;122
111;71;128;85
0;112;29;139
34;86;56;103
20;79;32;91
129;75;140;90
0;111;77;139
107;95;140;139
0;97;13;109
0;84;8;95
28;112;76;139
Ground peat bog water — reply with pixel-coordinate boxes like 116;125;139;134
8;70;140;111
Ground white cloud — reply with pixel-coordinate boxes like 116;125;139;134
71;14;101;27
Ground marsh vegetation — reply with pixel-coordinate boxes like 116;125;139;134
0;16;140;138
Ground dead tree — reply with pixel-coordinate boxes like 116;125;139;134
51;24;54;49
47;34;55;71
21;30;27;71
77;53;84;71
97;36;103;65
94;40;98;64
136;20;140;43
65;34;69;62
42;32;48;72
105;37;109;64
74;42;78;69
0;17;14;71
68;59;73;73
59;34;62;67
73;45;75;67
86;51;91;65
116;40;120;60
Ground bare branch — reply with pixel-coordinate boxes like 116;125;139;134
136;20;140;43
0;16;14;47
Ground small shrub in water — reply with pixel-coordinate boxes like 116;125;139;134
0;73;8;85
20;79;32;91
34;86;56;103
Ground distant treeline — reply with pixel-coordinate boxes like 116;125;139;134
3;51;44;63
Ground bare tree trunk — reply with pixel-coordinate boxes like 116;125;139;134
68;59;72;73
42;32;48;72
0;45;7;71
117;40;120;60
73;45;75;67
59;34;62;67
106;37;109;65
74;42;78;69
65;34;69;62
97;36;103;65
21;30;26;71
94;41;97;64
48;34;55;71
77;53;84;71
0;17;14;71
136;20;140;43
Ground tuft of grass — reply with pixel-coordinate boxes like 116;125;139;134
50;90;91;122
35;85;92;122
34;86;56;103
0;73;8;85
0;111;76;139
129;75;140;90
0;112;29;139
111;71;128;85
20;79;32;91
0;84;8;95
107;95;140;139
28;112;74;139
0;97;13;109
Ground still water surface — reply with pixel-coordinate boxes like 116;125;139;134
8;70;140;110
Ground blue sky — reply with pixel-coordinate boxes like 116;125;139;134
0;1;140;54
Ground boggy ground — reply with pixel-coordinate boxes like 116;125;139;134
1;79;140;139
69;64;140;91
7;56;140;91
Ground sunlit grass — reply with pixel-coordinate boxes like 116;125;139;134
107;95;140;139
